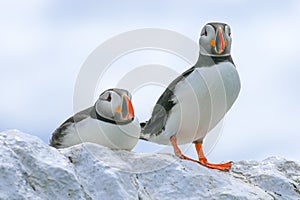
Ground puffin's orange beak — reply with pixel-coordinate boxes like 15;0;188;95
125;96;134;119
212;27;226;54
115;95;134;120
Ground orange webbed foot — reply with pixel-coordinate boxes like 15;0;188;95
170;136;199;163
196;142;232;172
170;136;232;171
199;159;232;171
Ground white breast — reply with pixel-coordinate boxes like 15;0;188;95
60;117;141;150
150;62;241;145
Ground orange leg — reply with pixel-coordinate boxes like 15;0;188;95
195;142;232;171
170;136;199;163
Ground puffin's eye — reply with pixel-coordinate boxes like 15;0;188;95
106;93;112;102
201;27;207;36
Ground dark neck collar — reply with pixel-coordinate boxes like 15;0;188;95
92;106;133;125
196;54;234;67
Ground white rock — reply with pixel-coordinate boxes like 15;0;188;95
0;130;299;200
0;130;88;200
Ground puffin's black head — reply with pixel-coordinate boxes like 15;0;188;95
199;22;232;57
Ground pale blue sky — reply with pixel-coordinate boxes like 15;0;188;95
1;0;299;162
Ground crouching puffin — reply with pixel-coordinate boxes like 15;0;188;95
140;22;241;171
50;88;141;150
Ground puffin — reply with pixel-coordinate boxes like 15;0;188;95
50;88;141;150
140;22;241;171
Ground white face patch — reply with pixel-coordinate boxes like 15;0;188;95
96;91;121;120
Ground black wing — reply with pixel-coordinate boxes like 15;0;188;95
140;67;195;139
50;106;94;148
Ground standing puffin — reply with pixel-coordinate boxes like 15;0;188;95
50;88;140;150
140;22;241;171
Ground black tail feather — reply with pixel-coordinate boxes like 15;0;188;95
139;121;149;140
140;121;147;128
